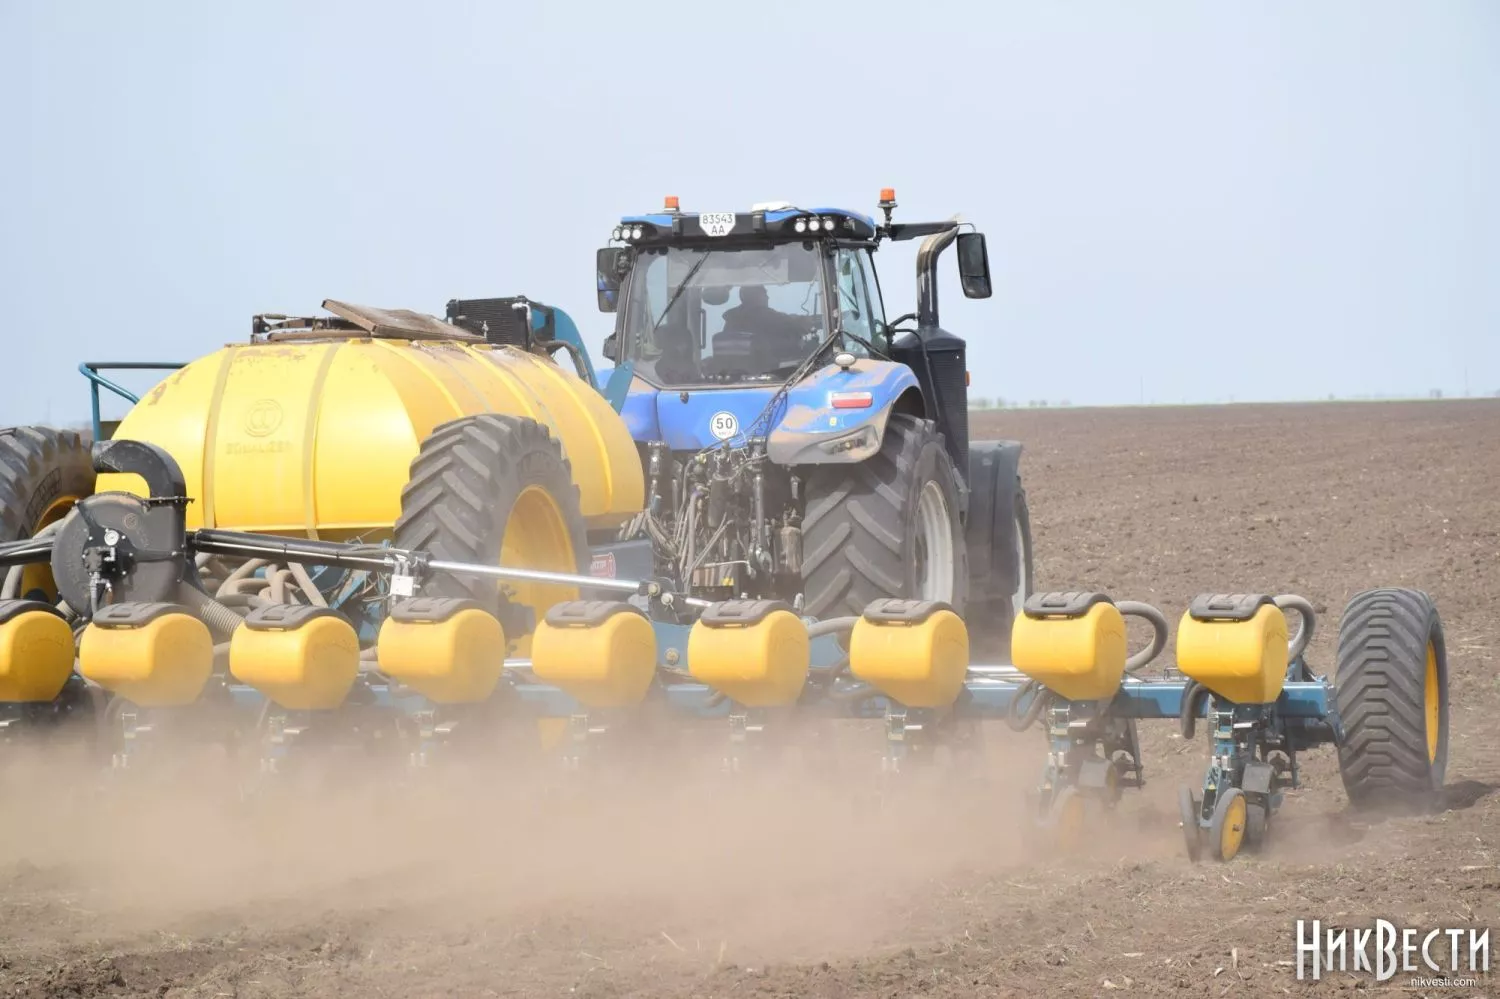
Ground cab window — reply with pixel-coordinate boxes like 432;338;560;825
833;247;874;353
853;247;886;340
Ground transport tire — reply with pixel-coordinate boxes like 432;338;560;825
393;415;590;648
801;414;968;621
1334;587;1449;811
0;426;95;603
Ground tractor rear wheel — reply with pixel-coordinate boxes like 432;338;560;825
801;414;968;621
968;483;1034;662
1334;587;1449;812
393;415;590;650
0;427;95;604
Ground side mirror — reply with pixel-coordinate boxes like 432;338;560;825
955;232;992;300
596;247;629;312
602;333;619;362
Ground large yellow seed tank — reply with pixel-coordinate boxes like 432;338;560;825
98;314;644;539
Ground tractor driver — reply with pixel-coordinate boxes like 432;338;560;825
721;284;807;368
652;312;701;385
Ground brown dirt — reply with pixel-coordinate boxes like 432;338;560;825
2;399;1498;998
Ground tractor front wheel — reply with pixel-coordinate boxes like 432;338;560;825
801;414;968;621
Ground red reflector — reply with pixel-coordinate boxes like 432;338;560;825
830;392;873;409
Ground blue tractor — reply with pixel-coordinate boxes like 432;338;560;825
588;192;1033;655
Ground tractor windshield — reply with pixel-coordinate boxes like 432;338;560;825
618;243;830;387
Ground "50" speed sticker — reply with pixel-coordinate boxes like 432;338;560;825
709;411;739;440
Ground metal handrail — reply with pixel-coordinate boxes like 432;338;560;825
79;362;185;441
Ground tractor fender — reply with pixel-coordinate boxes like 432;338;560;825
765;360;921;465
965;439;1027;606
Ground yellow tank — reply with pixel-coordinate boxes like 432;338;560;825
0;601;76;703
78;602;216;708
376;597;508;705
1011;594;1129;702
530;600;659;709
229;604;362;711
688;600;810;708
848;599;970;708
98;313;644;539
1176;594;1289;705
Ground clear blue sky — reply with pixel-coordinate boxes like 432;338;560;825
3;0;1496;424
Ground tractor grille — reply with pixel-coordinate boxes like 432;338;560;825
445;298;531;349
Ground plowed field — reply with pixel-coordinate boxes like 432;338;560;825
2;400;1496;998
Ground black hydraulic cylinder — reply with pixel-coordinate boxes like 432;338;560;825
0;536;54;568
189;529;399;572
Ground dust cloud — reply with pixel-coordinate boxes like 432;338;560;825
0;718;1090;966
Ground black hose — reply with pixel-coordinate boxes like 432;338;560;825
1116;601;1170;675
827;682;882;703
1179;679;1210;740
1006;679;1051;732
807;617;858;639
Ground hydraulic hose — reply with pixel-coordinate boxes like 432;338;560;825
1006;679;1051;732
1117;600;1171;674
1179;678;1210;740
807;616;858;639
0;520;64;599
827;682;883;703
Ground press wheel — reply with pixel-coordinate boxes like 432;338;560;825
1209;787;1248;862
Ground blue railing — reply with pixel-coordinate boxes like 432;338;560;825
79;362;185;441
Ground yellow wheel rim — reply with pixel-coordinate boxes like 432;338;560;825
499;485;579;657
1424;640;1441;764
17;494;79;603
1219;794;1246;861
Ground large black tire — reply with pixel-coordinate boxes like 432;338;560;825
1334;587;1449;811
801;414;968;621
967;483;1034;662
0;427;95;602
392;415;590;638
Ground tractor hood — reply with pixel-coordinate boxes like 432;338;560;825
620;359;920;463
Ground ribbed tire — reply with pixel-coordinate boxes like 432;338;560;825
392;415;590;624
801;414;968;621
970;485;1034;662
0;427;95;602
1334;587;1449;811
0;427;94;540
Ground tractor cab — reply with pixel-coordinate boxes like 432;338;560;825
597;202;890;389
594;192;996;471
596;195;993;393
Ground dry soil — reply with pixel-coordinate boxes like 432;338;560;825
1;399;1497;998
